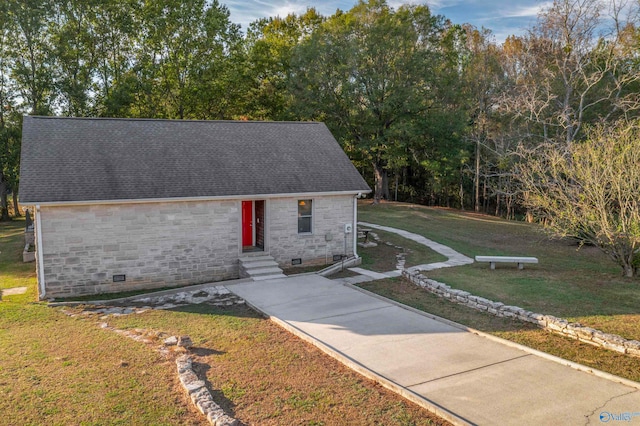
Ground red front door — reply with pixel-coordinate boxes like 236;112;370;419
242;201;253;246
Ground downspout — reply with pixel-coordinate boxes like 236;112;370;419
353;194;359;259
35;205;46;300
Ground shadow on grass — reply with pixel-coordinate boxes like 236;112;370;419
191;347;225;357
358;277;540;334
52;285;190;303
168;303;265;320
191;361;244;424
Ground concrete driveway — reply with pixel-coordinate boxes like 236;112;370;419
227;274;640;425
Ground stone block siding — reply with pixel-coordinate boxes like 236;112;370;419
38;195;356;298
268;195;355;267
39;200;240;298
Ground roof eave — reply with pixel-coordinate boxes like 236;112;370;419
24;189;373;207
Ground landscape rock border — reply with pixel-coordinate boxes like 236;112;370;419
404;270;640;358
58;285;245;426
356;222;640;358
175;354;238;426
360;230;407;269
98;324;239;426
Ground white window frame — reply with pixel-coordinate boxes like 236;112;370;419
297;199;313;234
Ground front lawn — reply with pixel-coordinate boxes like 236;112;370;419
0;219;446;425
107;304;445;425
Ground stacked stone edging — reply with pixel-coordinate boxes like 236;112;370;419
176;355;238;426
403;270;640;358
90;322;240;425
58;286;245;426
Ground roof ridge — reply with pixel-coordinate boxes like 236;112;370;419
25;115;322;125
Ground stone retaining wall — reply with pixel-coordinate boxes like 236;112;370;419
403;270;640;358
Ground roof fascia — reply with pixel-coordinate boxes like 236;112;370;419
26;190;372;207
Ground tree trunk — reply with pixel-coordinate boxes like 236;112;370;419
12;191;21;217
526;211;534;223
394;173;399;201
482;176;488;213
623;263;635;278
381;169;390;200
0;173;9;221
474;140;480;212
373;162;389;203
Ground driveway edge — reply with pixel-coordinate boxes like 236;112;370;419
233;290;474;426
346;282;640;391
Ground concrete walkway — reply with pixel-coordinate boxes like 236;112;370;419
358;222;474;272
228;275;640;425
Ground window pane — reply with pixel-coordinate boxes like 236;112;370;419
298;199;312;216
298;216;312;233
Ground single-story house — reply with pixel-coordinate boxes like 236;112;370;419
19;116;371;299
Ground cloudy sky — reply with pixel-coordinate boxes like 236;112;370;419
224;0;552;43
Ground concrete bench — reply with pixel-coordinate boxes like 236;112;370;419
475;256;538;270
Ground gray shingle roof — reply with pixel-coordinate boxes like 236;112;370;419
19;116;370;203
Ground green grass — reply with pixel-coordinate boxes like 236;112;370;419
107;304;445;425
0;219;38;303
0;301;206;425
358;228;447;272
0;218;446;425
358;202;640;341
0;219;205;424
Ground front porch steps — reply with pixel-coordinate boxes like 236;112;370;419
239;255;286;281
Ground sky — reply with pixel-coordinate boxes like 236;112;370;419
224;0;553;43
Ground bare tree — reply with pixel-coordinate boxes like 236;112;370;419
519;120;640;278
462;26;504;212
499;0;640;147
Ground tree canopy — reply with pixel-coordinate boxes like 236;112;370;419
288;1;467;202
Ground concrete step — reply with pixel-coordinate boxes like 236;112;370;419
238;254;285;281
242;260;279;269
252;274;287;281
247;266;284;276
238;255;274;263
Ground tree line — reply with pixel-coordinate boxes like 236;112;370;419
1;0;639;274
